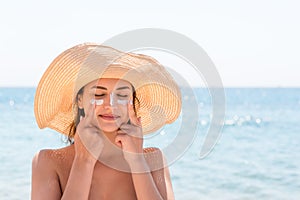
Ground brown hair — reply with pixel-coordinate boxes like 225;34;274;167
67;84;139;144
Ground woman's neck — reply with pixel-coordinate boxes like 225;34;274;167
102;130;118;144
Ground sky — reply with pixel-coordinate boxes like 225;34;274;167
0;0;299;87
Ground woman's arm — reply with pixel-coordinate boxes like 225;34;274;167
61;122;103;199
60;155;95;200
61;103;104;199
129;148;175;200
145;148;175;200
115;103;174;200
32;104;103;200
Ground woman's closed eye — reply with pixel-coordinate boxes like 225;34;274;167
95;94;105;97
116;94;129;98
92;92;131;100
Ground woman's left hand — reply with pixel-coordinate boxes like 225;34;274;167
114;103;144;164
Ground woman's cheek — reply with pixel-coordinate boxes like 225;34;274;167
121;107;130;123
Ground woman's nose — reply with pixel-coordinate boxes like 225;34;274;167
102;93;116;107
90;97;113;107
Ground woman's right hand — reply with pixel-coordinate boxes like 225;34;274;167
74;103;104;164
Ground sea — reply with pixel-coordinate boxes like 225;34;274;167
0;87;299;200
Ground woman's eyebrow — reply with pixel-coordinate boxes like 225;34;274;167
116;86;130;90
91;86;107;90
90;86;130;90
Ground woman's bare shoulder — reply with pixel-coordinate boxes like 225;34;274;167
32;145;74;169
31;146;73;199
143;147;160;153
143;147;165;171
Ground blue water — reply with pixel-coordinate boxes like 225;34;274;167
0;87;299;199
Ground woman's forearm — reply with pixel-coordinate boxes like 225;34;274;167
130;159;164;200
61;156;95;200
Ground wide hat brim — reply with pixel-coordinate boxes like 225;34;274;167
34;43;182;135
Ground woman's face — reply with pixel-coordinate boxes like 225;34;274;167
78;78;133;133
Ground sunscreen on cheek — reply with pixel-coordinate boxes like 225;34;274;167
90;93;133;106
90;99;104;105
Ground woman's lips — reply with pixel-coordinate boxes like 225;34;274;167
99;114;120;121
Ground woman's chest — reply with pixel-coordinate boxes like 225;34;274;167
58;161;137;200
89;164;137;199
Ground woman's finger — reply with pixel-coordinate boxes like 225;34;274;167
119;123;142;138
115;133;127;148
83;101;99;129
127;102;141;127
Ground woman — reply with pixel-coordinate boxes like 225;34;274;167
31;43;181;200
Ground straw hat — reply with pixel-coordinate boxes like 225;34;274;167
34;43;182;135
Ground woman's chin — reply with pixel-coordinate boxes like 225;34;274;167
97;119;126;133
98;123;121;133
